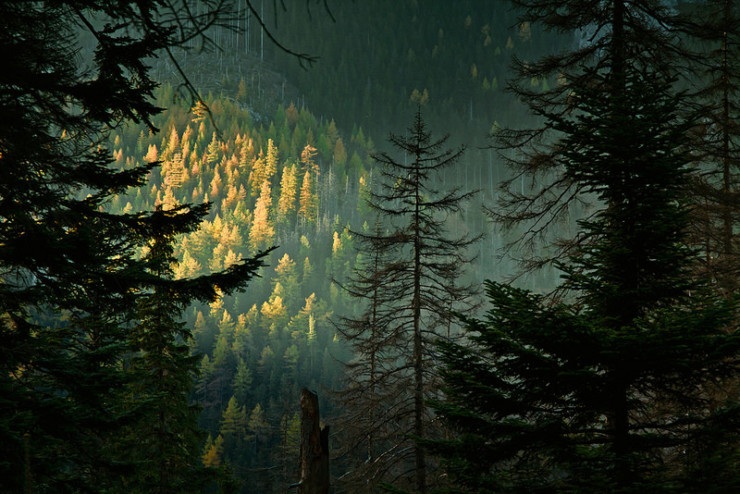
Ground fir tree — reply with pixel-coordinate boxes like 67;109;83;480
123;207;269;493
493;0;688;273
430;65;740;494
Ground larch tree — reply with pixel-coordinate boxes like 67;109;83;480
298;169;319;225
249;179;276;253
277;162;300;226
298;144;320;225
337;110;478;493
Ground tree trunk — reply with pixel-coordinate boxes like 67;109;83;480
297;389;330;494
413;151;426;494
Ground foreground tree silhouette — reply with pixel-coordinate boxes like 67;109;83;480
0;2;273;491
429;68;740;492
494;0;691;274
337;110;478;493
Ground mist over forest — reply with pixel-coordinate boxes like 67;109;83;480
3;1;740;493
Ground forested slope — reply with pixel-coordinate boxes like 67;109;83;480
109;79;497;489
106;3;572;490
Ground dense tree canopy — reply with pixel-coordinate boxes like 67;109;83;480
5;1;740;493
0;1;268;491
429;1;740;492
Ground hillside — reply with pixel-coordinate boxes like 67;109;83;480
106;4;572;490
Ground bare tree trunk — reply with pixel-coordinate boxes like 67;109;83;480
297;389;330;494
413;161;426;494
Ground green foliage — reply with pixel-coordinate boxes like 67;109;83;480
430;66;740;493
103;83;372;491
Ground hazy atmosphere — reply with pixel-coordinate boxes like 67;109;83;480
3;1;740;493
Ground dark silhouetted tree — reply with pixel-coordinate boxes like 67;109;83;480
493;0;691;275
337;110;478;493
0;1;271;490
123;206;269;493
430;65;740;493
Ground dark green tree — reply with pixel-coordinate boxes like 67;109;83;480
492;0;689;273
336;110;478;493
123;206;269;493
0;1;270;491
430;67;740;493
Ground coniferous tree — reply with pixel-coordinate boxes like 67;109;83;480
430;62;740;494
249;180;275;252
680;0;740;297
298;144;320;225
492;0;688;272
337;110;478;493
0;1;267;490
427;1;740;490
277;163;299;226
335;220;402;493
123;206;270;493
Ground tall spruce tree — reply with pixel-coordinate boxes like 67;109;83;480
493;0;688;273
336;110;478;493
429;57;740;494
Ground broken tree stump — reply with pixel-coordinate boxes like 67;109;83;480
297;388;330;494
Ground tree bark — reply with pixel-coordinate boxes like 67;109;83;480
298;389;330;494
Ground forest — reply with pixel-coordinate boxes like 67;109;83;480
2;1;740;493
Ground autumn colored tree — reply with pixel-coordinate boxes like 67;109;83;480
297;144;320;225
298;169;319;225
249;180;276;252
277;162;299;225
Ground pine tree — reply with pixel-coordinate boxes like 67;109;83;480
337;110;478;493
